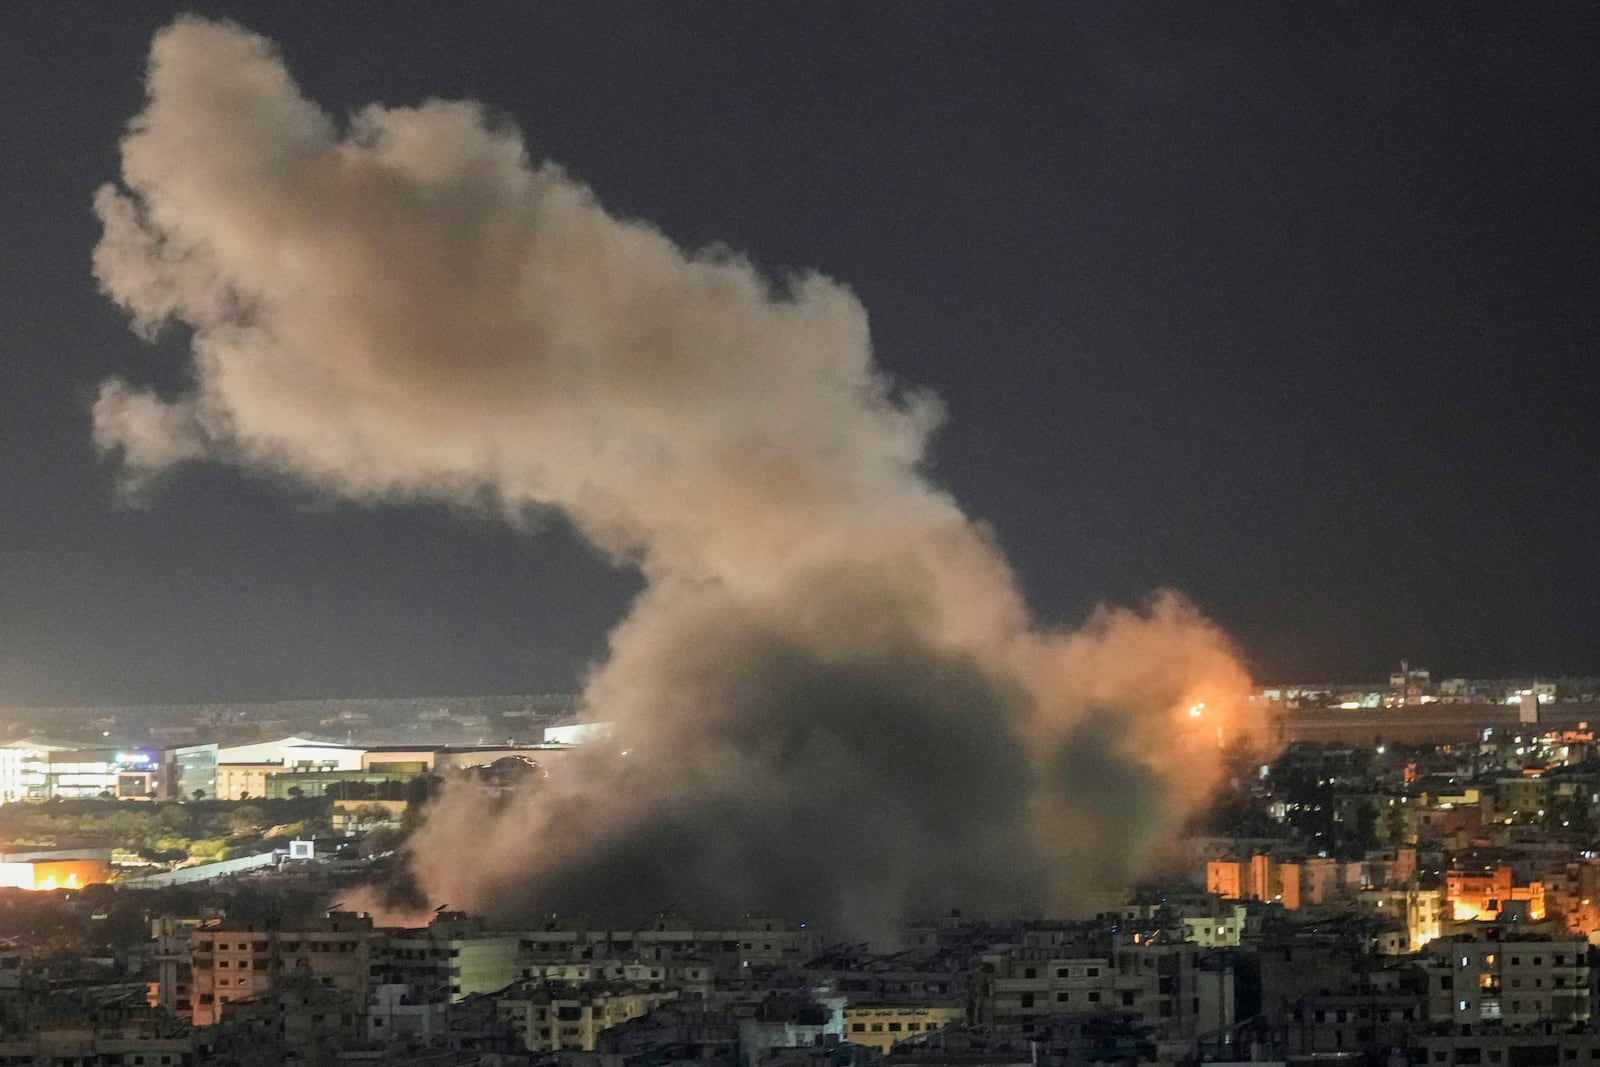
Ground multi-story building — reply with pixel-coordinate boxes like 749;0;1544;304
1207;855;1301;909
369;913;521;1003
1285;987;1427;1056
1445;860;1546;921
1422;932;1589;1027
162;743;218;801
974;939;1233;1044
148;918;197;1018
495;981;676;1053
842;1002;962;1051
1540;856;1600;936
189;914;373;1026
0;740;71;802
215;762;276;801
517;914;821;977
1417;1027;1600;1067
42;748;118;799
1358;886;1444;951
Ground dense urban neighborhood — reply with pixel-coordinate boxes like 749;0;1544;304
2;673;1600;1064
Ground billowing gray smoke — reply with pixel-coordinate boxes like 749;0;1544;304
94;18;1257;937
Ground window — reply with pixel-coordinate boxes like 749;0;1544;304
1057;992;1070;1003
1019;994;1034;1008
888;1023;902;1032
851;1024;865;1033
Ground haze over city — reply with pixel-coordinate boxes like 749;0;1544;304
3;4;1596;711
0;8;1598;1067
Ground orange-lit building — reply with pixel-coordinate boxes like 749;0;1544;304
1208;855;1300;909
0;858;112;890
1206;860;1243;900
1446;863;1545;922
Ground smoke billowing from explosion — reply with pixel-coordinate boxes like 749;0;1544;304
94;19;1258;936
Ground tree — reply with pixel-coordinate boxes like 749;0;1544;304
192;789;205;802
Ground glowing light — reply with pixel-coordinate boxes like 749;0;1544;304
1188;703;1204;718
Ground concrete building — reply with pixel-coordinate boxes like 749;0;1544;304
370;913;521;1003
495;981;676;1053
1417;1027;1600;1067
516;914;821;976
842;1002;961;1052
1358;885;1444;951
215;762;276;801
1207;854;1301;909
189;913;373;1026
975;940;1233;1043
1422;932;1589;1026
1446;860;1546;921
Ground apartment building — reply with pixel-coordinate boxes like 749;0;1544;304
189;914;372;1026
1422;933;1589;1027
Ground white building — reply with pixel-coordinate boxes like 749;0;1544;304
543;722;614;746
44;748;119;799
0;739;71;802
215;736;365;770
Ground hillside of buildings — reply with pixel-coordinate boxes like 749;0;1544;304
0;679;1599;1064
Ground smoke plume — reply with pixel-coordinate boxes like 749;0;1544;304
94;18;1258;936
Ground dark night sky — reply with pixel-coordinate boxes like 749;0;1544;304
2;3;1597;705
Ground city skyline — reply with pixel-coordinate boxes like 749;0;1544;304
3;4;1598;705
